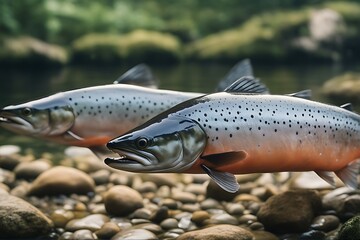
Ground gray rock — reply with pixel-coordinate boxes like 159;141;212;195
0;194;53;238
338;195;360;220
28;166;95;196
65;214;110;231
150;206;169;223
207;213;239;225
160;218;178;230
132;223;163;234
130;208;152;220
111;228;157;240
200;198;221;210
338;215;360;240
257;190;321;233
177;224;254;240
104;186;143;216
139;173;177;187
72;229;97;240
311;215;340;232
14;160;52;179
90;169;110;185
206;180;238;201
0;154;21;170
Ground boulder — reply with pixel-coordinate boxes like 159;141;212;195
27;166;95;196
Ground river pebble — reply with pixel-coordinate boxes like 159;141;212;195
27;166;95;196
1;148;359;239
104;186;144;216
14;159;52;179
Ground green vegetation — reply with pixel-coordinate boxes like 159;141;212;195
0;0;360;65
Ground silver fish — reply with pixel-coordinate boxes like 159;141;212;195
0;60;254;156
106;77;360;193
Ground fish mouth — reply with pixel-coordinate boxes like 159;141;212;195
105;148;151;168
0;110;31;127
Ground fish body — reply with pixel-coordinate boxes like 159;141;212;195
0;84;200;147
106;79;360;192
0;60;254;154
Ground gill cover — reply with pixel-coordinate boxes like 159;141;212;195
106;115;207;173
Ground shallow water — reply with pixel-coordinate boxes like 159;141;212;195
0;62;359;157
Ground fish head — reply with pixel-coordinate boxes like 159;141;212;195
0;98;75;137
105;115;207;173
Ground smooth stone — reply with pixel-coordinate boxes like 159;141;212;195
65;214;110;231
238;214;258;224
338;195;360;220
299;230;325;240
177;224;254;240
109;173;132;186
72;229;97;240
191;211;211;226
10;182;31;198
200;198;221;210
0;168;15;186
130;208;152;220
207;213;239;225
160;198;178;209
0;194;53;238
226;203;245;215
162;232;180;238
180;203;200;212
234;194;261;203
139;173;177;187
14;160;52;179
150;206;169;223
132;223;163;234
206;180;238;201
0;154;21;170
90;169;110;185
236;173;262;183
136;181;157;193
160;218;179;230
131;219;151;225
185;183;206;195
252;230;279;240
0;145;21;155
257;190;321;233
337;215;360;240
90;204;107;214
111;228;157;240
28;166;95;196
59;232;74;240
322;187;359;210
311;215;340;232
50;209;75;228
178;215;192;229
64;146;94;157
172;190;197;203
190;174;211;184
104;186;144;216
249;222;264;231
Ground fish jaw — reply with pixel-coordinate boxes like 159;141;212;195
0;109;35;135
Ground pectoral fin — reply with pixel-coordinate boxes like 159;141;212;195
201;165;239;193
315;171;336;187
335;159;360;189
201;151;247;167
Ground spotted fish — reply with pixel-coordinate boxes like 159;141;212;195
105;77;360;192
0;60;254;156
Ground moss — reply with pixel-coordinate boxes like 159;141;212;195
338;215;360;240
0;36;68;66
185;9;309;62
322;72;360;103
71;34;124;63
72;30;182;64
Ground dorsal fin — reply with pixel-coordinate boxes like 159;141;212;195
340;103;353;111
224;76;269;94
216;59;254;92
113;64;158;88
286;90;312;100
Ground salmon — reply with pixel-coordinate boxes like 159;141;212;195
105;77;360;192
0;60;254;157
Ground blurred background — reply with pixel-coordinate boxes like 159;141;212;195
0;0;360;156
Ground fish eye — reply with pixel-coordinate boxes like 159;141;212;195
21;107;32;116
136;137;149;149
